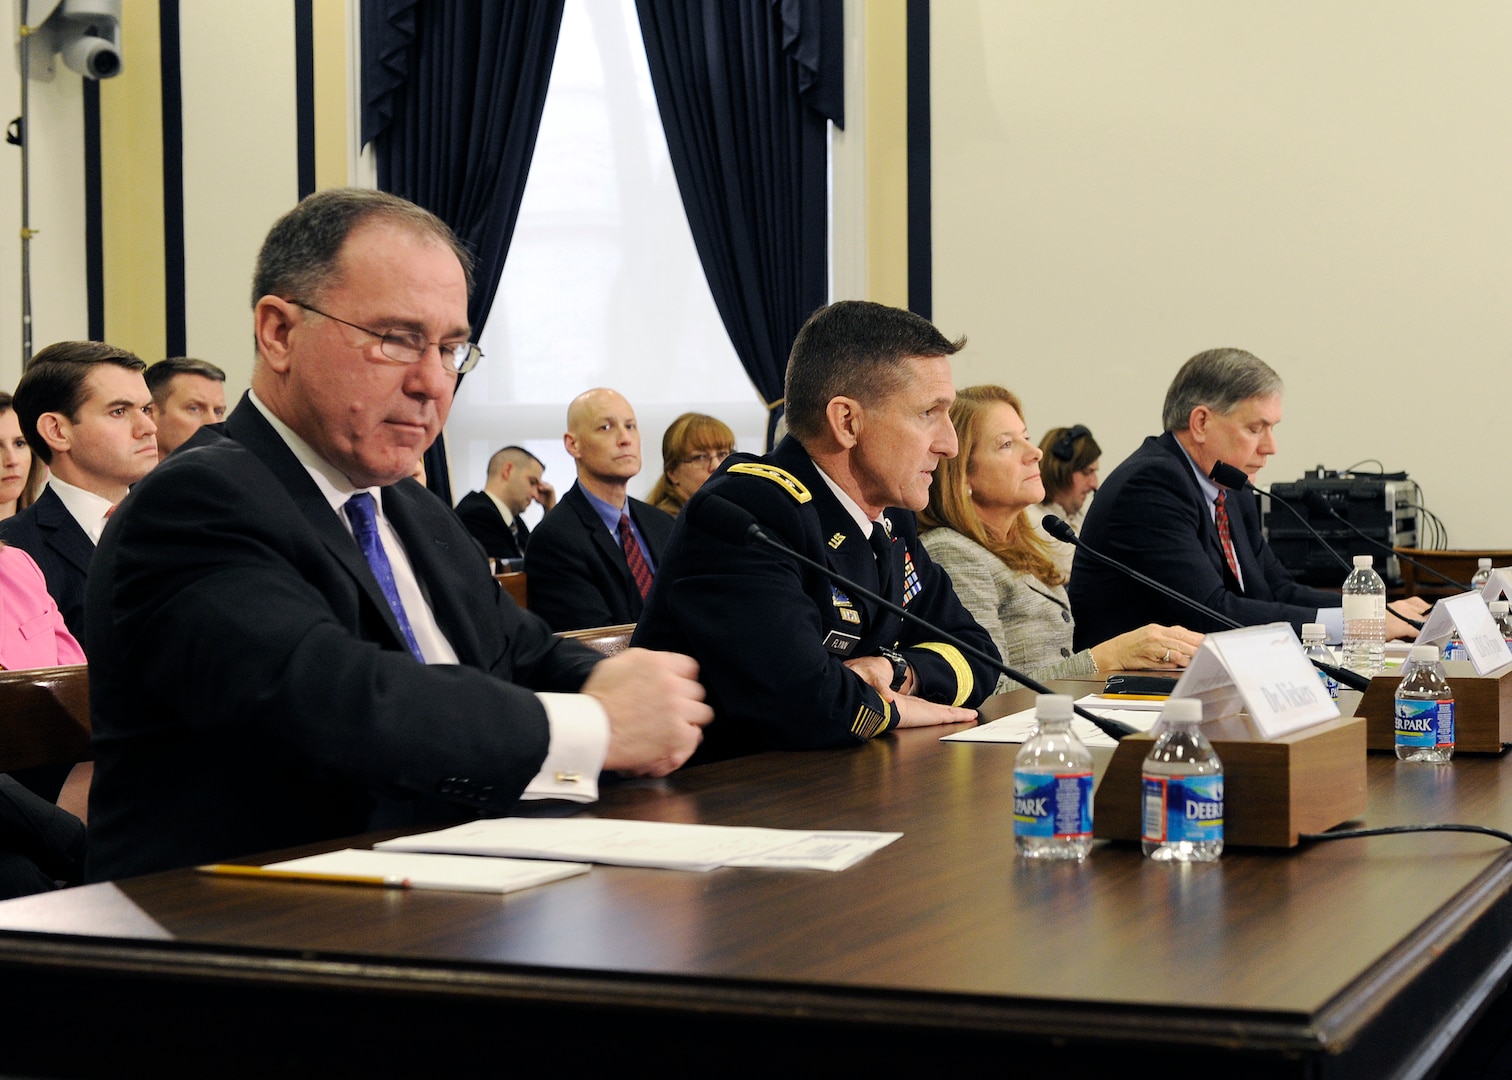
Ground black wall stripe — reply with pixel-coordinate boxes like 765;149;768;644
160;0;186;357
294;0;316;199
83;80;104;342
905;0;931;320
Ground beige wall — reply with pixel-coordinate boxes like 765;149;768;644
931;1;1511;547
0;41;89;389
180;0;303;397
10;4;1503;547
3;0;350;401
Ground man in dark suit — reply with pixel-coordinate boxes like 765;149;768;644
0;341;158;648
84;189;711;881
633;301;999;763
146;355;228;459
454;445;554;562
1068;347;1428;648
525;388;674;631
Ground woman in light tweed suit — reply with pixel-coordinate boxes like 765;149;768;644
919;386;1202;691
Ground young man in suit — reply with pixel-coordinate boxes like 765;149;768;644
525;388;674;631
454;445;554;562
1068;347;1430;647
633;301;1000;763
84;188;711;881
0;341;158;647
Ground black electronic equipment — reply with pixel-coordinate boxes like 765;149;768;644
1264;467;1417;587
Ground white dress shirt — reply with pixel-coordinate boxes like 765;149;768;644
46;475;116;545
248;392;609;801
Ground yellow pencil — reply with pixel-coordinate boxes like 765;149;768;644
196;863;409;888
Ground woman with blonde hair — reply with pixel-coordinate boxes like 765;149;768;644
647;412;735;517
920;385;1201;688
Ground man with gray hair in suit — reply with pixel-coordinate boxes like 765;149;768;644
1068;347;1428;648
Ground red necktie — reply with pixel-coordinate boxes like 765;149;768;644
619;511;653;599
1214;490;1242;589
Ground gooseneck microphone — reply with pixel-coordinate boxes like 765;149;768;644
691;495;1138;740
1298;487;1471;594
1042;513;1371;693
1208;461;1351;574
1209;460;1441;623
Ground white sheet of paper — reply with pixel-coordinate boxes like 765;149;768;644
377;818;898;872
1441;592;1512;675
263;849;590;894
942;706;1160;749
1173;624;1339;738
725;831;902;871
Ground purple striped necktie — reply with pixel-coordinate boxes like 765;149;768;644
344;493;425;661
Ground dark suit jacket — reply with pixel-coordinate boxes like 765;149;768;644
1068;431;1337;649
632;437;1000;763
454;490;529;561
84;395;603;881
0;486;95;649
524;482;674;631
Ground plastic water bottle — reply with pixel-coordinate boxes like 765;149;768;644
1013;694;1093;861
1141;697;1223;862
1341;554;1387;675
1300;622;1339;701
1395;644;1454;764
1471;557;1494;591
1491;600;1512;646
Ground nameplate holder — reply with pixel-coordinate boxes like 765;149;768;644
1480;568;1512;603
1170;623;1340;740
1426;593;1512;676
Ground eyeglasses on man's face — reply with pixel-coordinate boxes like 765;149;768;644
288;299;482;375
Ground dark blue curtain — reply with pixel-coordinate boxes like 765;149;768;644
635;0;843;447
362;0;566;501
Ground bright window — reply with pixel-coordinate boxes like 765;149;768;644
444;0;767;518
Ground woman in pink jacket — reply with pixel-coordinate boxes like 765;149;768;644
0;542;84;670
0;538;85;898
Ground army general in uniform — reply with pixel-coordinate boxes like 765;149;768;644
633;301;1000;763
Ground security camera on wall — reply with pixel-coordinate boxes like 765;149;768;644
15;0;123;81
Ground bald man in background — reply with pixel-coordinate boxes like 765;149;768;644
525;388;674;631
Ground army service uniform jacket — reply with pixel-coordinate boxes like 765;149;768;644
632;437;1000;764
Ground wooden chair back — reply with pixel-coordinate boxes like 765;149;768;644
0;664;90;774
495;571;528;609
558;623;636;657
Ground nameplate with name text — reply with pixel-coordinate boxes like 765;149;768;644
1440;592;1512;675
1170;623;1340;739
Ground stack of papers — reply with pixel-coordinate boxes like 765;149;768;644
377;817;901;872
260;849;589;894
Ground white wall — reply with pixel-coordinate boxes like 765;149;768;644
180;0;300;399
932;2;1512;547
0;49;89;390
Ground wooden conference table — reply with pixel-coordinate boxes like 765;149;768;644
0;685;1510;1077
